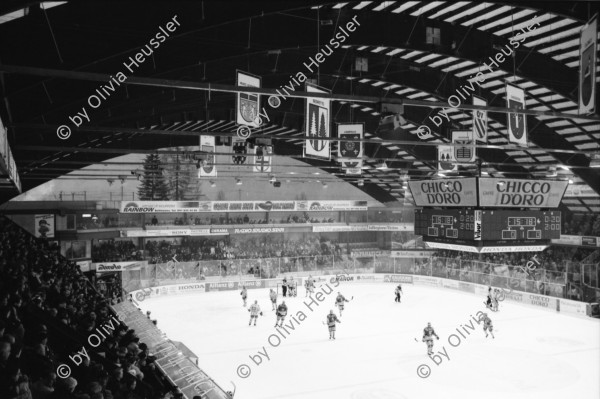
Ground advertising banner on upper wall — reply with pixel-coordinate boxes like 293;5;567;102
34;214;55;238
478;178;568;208
407;178;477;207
120;200;364;213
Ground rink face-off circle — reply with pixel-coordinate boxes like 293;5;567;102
137;283;599;399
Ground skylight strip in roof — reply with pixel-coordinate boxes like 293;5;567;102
391;1;420;14
353;1;373;10
373;1;396;11
444;2;491;23
495;14;556;36
475;8;533;30
410;1;445;16
464;5;514;28
536;38;579;54
332;3;349;9
527;26;581;47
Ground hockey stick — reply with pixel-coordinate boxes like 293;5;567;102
229;381;236;397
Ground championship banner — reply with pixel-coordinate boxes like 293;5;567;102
438;145;457;172
407;178;477;207
472;95;487;143
232;137;248;165
579;16;597;115
506;83;527;146
236;70;261;128
253;145;273;173
452;130;476;163
478;178;568;208
338;123;363;175
35;214;55;238
198;136;217;177
304;83;331;160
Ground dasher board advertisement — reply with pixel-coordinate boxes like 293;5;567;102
478;178;568;208
408;178;477;207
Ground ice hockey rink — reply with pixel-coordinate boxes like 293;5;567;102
138;283;600;399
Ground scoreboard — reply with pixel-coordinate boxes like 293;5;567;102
480;210;561;241
415;209;561;248
414;209;476;241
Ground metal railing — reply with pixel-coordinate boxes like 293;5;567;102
120;255;591;302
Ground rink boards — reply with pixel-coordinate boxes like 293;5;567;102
128;273;591;318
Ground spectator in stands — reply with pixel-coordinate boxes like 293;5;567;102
151;216;158;226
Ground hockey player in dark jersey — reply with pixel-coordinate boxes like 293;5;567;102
422;322;439;355
326;310;341;340
275;301;287;328
395;284;402;303
240;286;248;307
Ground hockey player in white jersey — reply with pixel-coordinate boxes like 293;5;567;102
248;300;262;326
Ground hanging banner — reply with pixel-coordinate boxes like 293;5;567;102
478;178;568;208
438;145;457;172
579;15;597;115
236;70;262;127
253;145;273;173
506;83;527;146
472;95;488;143
304;83;331;160
338;123;363;175
408;178;478;207
232;137;248;165
452;130;476;163
198;136;217;177
35;214;55;238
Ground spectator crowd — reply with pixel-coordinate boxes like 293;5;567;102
0;217;178;399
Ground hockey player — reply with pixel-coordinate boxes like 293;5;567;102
484;287;494;311
305;275;315;297
482;313;495;338
492;289;500;312
275;301;287;328
269;289;277;311
422;322;439;356
326;310;341;340
335;292;349;317
240;286;248;307
248;300;263;326
395;284;403;303
289;276;297;297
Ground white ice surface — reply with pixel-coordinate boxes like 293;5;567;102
138;284;600;399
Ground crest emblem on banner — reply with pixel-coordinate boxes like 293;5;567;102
240;93;258;124
438;146;456;171
452;130;475;163
340;134;360;158
308;104;328;152
232;138;247;165
254;145;273;173
199;136;217;177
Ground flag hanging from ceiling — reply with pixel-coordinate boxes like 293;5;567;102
232;137;248;165
438;145;457;172
253;145;273;173
198;136;217;177
472;95;487;143
579;16;597;115
452;130;476;164
304;83;331;160
338;123;363;175
505;83;527;146
236;70;262;128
